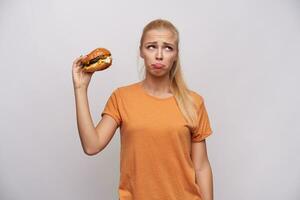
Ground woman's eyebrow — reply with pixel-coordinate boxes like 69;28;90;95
163;42;175;47
144;41;158;45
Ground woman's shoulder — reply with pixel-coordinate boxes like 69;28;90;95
110;81;141;99
115;81;140;93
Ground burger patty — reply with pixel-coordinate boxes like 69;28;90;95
84;55;108;66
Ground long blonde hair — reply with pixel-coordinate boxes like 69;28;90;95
139;18;198;132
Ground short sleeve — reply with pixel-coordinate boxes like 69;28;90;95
101;89;122;126
191;98;213;143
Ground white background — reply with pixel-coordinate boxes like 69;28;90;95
0;0;299;199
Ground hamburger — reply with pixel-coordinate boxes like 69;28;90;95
80;48;112;72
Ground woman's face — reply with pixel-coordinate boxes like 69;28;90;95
140;28;178;78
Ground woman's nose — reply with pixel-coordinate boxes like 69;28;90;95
155;48;163;60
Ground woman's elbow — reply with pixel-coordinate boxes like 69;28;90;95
83;146;101;156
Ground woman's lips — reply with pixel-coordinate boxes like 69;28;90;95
151;63;165;68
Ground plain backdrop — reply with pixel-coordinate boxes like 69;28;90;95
0;0;299;199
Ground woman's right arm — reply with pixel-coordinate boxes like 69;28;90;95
72;56;118;155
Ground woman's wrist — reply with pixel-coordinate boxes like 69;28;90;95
74;85;88;92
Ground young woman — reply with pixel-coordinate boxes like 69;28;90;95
72;18;213;200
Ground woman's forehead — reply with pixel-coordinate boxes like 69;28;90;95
143;29;177;44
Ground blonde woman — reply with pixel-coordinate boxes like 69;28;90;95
72;18;213;200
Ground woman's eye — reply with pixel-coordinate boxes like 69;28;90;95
165;46;173;51
147;45;155;49
146;45;173;51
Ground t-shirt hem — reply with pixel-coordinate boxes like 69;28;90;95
101;111;121;126
191;130;213;143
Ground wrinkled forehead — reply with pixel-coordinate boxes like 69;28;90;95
143;29;177;45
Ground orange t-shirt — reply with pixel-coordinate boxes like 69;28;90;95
101;82;213;200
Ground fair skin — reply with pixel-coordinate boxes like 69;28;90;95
139;28;177;96
192;140;214;200
72;56;118;155
72;27;213;200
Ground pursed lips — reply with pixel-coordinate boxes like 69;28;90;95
151;63;165;68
